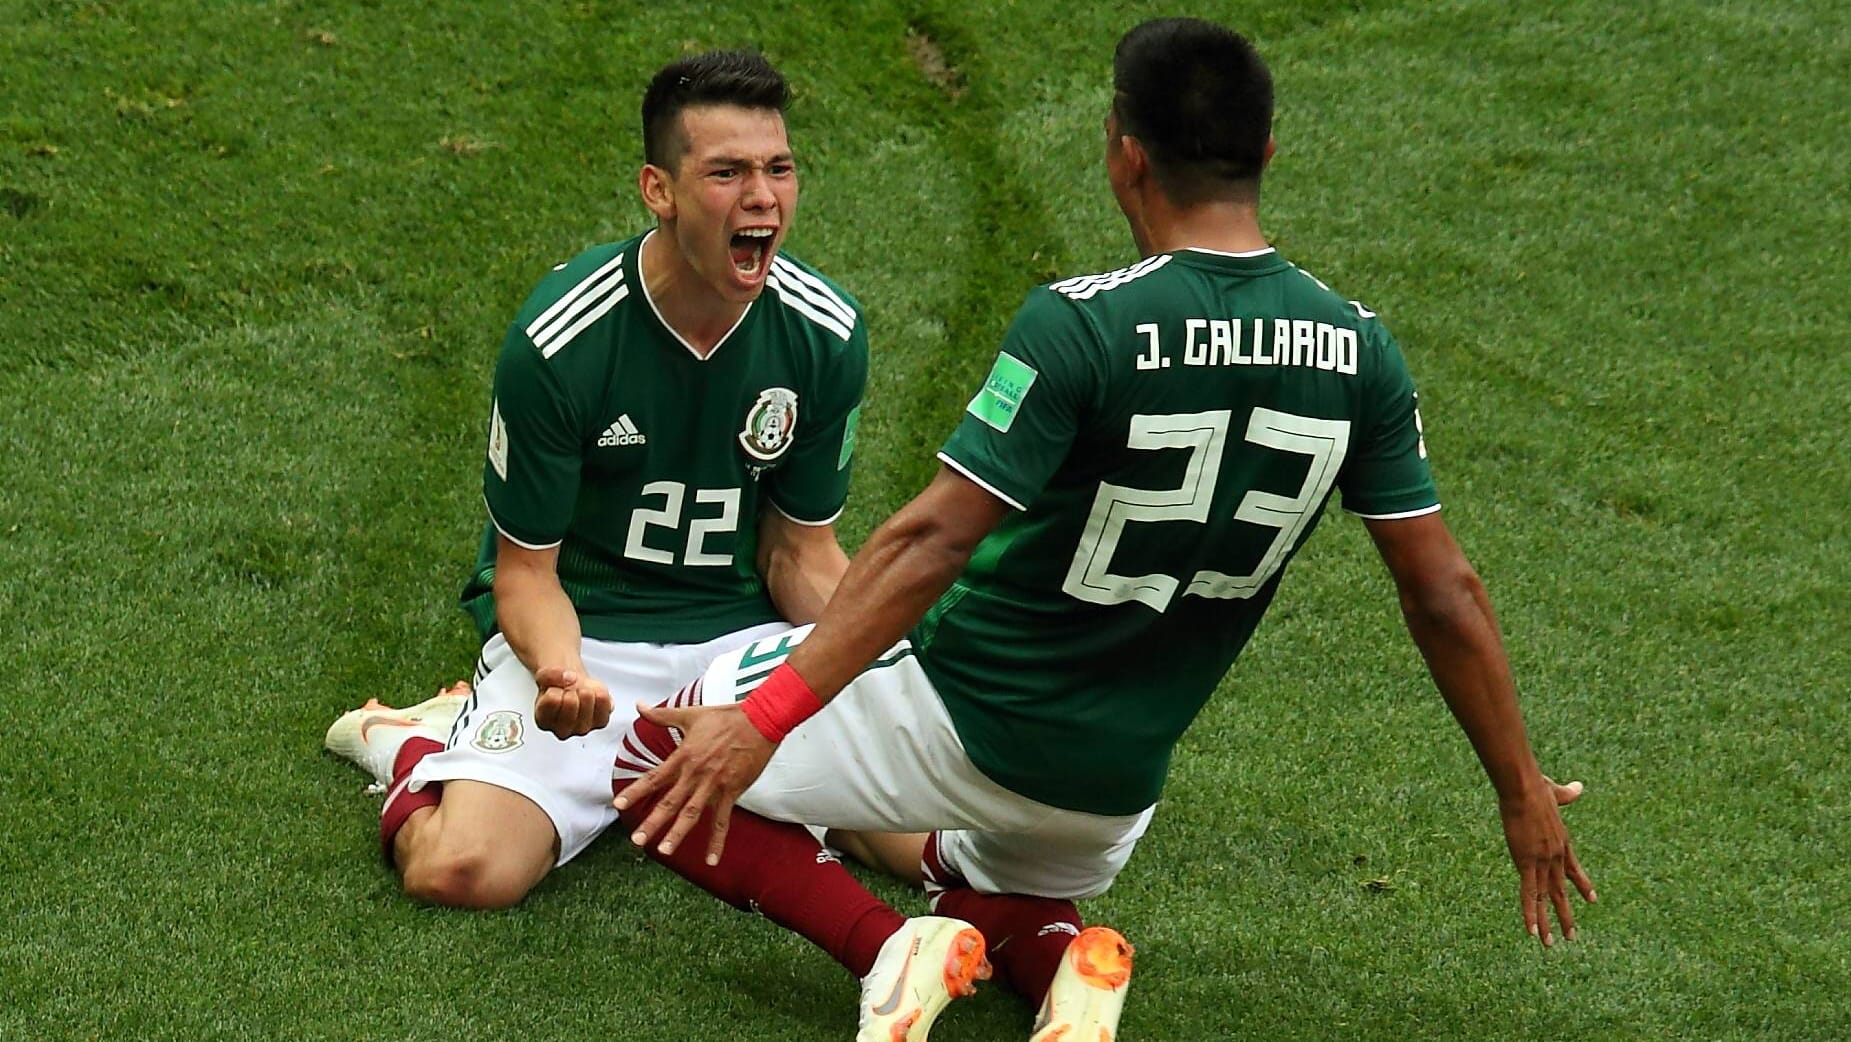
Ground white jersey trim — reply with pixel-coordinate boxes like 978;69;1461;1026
485;500;564;551
936;451;1028;511
537;284;628;359
1048;254;1173;301
1347;503;1443;521
530;256;620;332
770;257;856;327
766;260;855;342
768;499;844;528
767;272;853;341
1183;246;1278;259
526;256;631;361
637;230;753;361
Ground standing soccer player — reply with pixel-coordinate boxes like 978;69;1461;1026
323;50;871;911
602;18;1595;1041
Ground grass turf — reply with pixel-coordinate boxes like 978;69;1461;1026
2;1;1846;1039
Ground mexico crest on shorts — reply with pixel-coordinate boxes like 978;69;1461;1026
472;710;524;753
738;386;799;463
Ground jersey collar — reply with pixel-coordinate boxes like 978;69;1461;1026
635;229;755;362
1172;245;1288;274
1182;246;1277;258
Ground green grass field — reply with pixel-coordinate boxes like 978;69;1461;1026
4;1;1847;1038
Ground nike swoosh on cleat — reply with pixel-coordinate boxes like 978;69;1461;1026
359;716;422;743
870;943;916;1017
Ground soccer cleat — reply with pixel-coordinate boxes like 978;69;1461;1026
856;915;991;1042
323;682;470;786
1029;926;1134;1042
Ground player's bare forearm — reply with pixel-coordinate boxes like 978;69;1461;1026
1397;567;1545;800
757;511;850;625
493;539;613;737
1367;512;1592;945
784;507;964;695
620;470;1008;863
786;468;1009;699
492;549;587;676
1365;514;1544;797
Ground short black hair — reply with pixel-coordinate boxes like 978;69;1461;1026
641;50;789;169
1112;18;1273;204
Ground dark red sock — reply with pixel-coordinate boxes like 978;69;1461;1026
924;836;1080;1005
618;712;905;978
379;736;445;864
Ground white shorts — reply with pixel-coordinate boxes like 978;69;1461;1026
408;621;791;866
646;625;1155;901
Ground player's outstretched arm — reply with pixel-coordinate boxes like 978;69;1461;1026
756;509;851;625
619;467;1011;864
493;535;612;739
1363;512;1596;947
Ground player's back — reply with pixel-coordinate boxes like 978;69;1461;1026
921;247;1437;815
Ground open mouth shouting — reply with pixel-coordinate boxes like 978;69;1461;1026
729;226;777;282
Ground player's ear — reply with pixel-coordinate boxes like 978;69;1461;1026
1262;136;1276;170
1119;133;1151;187
639;163;676;220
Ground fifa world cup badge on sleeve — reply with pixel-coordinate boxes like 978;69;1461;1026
968;352;1037;432
837;404;862;471
488;399;510;480
739;386;799;462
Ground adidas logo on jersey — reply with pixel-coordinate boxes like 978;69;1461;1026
597;414;646;448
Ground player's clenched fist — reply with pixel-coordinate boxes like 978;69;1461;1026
533;666;613;738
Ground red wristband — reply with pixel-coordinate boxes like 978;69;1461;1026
739;663;823;743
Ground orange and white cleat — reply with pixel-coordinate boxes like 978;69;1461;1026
1029;926;1134;1042
856;915;991;1042
323;681;470;785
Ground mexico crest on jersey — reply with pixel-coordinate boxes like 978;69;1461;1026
738;387;799;462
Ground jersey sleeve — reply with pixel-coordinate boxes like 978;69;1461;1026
764;319;870;525
1337;325;1441;518
482;323;585;547
937;289;1092;510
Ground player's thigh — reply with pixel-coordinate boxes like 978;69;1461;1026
412;637;626;865
578;621;790;706
418;626;790;866
935;804;1156;901
828;829;929;886
690;629;1033;834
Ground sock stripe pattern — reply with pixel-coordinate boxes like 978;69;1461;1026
922;831;956;910
613;700;904;978
612;679;699;781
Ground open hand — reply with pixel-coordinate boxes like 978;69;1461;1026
1501;781;1597;948
613;701;776;866
533;666;612;738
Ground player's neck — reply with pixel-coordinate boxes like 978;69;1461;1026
641;229;749;356
1134;198;1269;258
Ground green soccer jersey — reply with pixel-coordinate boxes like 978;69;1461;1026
460;232;868;645
917;247;1438;816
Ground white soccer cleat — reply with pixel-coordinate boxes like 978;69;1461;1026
323;682;469;786
857;915;991;1042
1029;926;1134;1042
